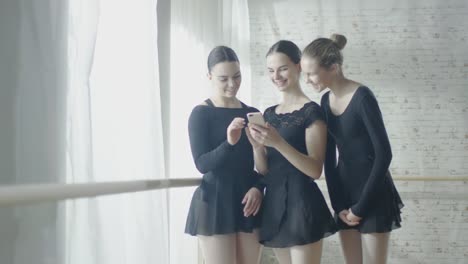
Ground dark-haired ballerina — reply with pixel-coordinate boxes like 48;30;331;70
185;46;264;264
247;40;337;264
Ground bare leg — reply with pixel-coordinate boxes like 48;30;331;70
362;232;390;264
290;240;323;264
198;234;236;264
272;247;292;264
339;229;363;264
236;230;262;264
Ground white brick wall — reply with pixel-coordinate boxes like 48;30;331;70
248;0;468;263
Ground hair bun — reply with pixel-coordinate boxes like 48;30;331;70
330;34;347;50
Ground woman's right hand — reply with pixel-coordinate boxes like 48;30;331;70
247;123;284;149
245;126;264;149
338;209;360;226
227;117;246;145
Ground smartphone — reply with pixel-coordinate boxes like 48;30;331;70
247;112;266;126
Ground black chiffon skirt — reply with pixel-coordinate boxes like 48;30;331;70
336;174;404;233
185;173;261;236
259;174;337;248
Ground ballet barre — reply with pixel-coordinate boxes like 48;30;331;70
0;176;466;206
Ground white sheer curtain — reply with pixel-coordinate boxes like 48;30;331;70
0;0;168;263
168;1;251;263
10;1;69;263
66;0;168;264
0;1;18;262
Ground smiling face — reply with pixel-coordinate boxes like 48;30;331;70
208;61;242;98
266;52;301;92
300;55;335;93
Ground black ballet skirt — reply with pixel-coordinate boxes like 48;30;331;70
321;86;404;233
185;100;263;236
259;101;337;248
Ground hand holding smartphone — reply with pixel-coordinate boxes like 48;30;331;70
246;112;266;127
246;112;266;148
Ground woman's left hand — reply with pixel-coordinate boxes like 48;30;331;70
346;208;362;222
248;123;284;148
242;187;262;217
